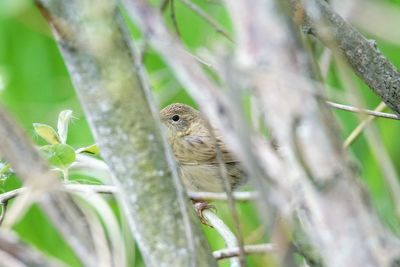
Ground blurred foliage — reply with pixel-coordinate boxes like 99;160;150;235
0;0;400;266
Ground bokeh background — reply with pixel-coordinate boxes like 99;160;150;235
1;0;400;266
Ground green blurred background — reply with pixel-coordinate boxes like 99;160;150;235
1;0;400;266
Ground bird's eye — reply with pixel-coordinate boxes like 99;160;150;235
172;115;180;122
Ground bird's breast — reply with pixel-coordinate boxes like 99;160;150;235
179;162;245;192
171;135;214;164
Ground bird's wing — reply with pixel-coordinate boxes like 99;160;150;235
183;134;239;164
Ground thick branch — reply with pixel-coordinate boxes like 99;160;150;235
34;0;215;266
226;0;400;266
295;0;400;115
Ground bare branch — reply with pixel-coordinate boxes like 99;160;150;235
179;0;234;43
159;0;170;12
0;230;65;267
327;101;400;121
0;185;256;206
213;243;275;261
170;0;181;37
343;102;387;148
295;0;400;115
189;191;257;202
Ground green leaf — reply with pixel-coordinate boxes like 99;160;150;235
57;110;73;144
40;144;76;169
76;144;100;155
33;123;61;144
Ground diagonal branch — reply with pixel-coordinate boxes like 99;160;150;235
179;0;234;43
294;0;400;115
0;230;65;267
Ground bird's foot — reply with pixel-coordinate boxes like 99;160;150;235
194;201;216;228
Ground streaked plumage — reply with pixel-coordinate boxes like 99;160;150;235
160;103;245;192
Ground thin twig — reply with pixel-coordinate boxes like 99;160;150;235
159;0;170;12
213;243;276;260
183;49;213;67
0;185;256;204
179;0;234;43
65;184;118;194
326;101;399;121
170;0;181;37
189;191;257;202
343;102;387;148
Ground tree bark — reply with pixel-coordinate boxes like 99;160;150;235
34;0;216;266
293;0;400;115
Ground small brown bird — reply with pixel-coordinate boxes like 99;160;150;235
160;103;245;193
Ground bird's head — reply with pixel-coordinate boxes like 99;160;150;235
160;103;201;138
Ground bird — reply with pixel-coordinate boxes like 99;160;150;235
159;103;246;193
160;103;246;224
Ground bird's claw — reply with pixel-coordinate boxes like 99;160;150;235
194;202;216;227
